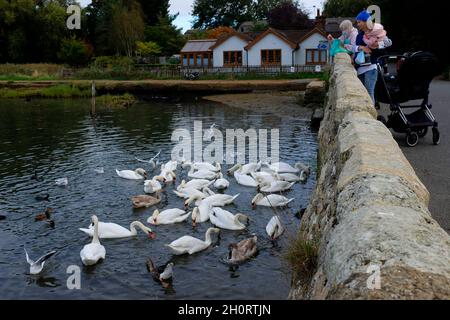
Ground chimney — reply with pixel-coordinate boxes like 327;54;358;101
315;9;325;30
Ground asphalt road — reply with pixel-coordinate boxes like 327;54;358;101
379;80;450;233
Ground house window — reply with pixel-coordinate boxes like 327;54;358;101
223;51;242;66
305;49;327;65
261;49;282;66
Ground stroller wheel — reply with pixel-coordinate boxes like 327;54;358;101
417;127;428;138
377;115;387;126
406;132;419;147
432;128;440;145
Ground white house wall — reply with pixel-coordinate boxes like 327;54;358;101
212;36;249;67
247;33;294;66
294;33;328;65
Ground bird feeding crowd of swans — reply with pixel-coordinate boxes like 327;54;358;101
25;151;311;289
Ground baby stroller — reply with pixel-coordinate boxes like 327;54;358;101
375;51;440;147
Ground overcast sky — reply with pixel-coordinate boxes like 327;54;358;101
78;0;326;32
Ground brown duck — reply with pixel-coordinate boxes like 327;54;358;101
35;208;53;221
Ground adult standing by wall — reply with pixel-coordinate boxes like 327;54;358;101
354;10;392;105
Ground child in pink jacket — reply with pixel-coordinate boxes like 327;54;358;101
363;22;388;49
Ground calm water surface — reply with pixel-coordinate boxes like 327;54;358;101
0;98;317;299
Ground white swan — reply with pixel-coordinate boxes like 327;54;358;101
185;164;218;180
164;160;178;172
185;191;240;207
182;161;221;172
166;227;220;255
80;215;106;266
227;162;261;175
144;176;165;194
116;168;147;180
214;173;229;190
24;249;57;275
276;172;303;182
209;208;249;231
266;216;284;240
148;208;190;225
251;193;294;207
159;165;176;182
265;162;308;174
259;181;295;193
173;187;207;200
80;220;155;239
177;179;213;191
251;171;278;186
191;205;211;226
234;171;258;187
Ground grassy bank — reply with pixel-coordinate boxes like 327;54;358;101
0;64;62;81
0;84;91;98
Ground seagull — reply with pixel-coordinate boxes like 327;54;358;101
135;150;162;169
94;167;104;174
55;178;68;187
205;123;217;140
24;248;57;275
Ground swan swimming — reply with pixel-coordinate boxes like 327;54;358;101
209;208;249;231
116;168;147;180
147;208;191;225
251;193;294;208
80;220;156;239
166;227;220;255
266;216;284;240
80;215;106;266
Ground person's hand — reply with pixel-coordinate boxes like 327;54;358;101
360;46;372;54
327;34;334;41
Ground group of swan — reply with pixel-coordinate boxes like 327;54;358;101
29;157;308;274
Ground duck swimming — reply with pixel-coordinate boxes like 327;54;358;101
146;258;174;288
35;208;53;221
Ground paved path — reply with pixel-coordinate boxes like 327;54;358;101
380;80;450;233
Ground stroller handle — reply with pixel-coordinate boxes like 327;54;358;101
377;54;406;64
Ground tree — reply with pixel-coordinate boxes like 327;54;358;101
135;41;161;57
206;26;235;39
110;0;145;57
267;1;313;30
144;14;185;56
58;38;92;66
136;0;170;25
192;0;254;29
253;0;282;20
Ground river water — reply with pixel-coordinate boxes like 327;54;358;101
0;98;317;299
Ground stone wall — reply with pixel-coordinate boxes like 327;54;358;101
289;53;450;299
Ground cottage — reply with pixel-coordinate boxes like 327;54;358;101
180;27;329;68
